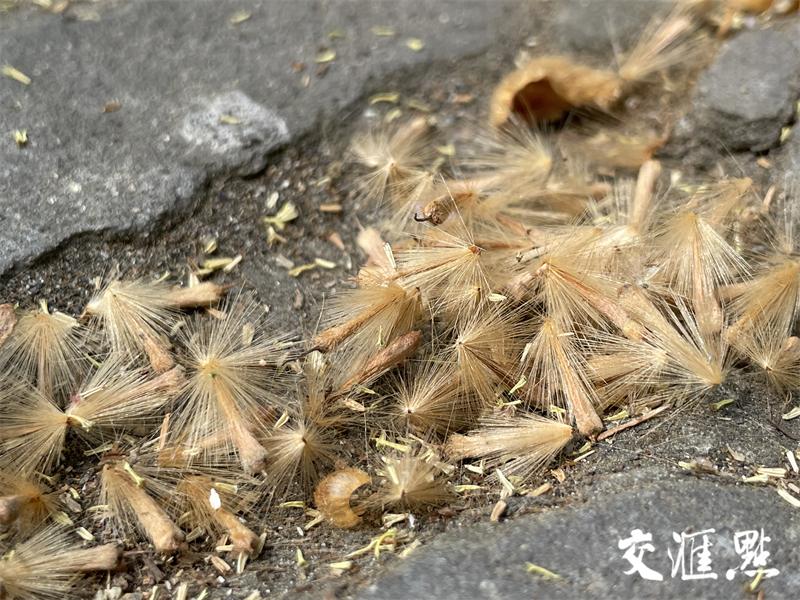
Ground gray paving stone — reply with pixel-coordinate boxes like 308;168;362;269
672;24;800;157
0;0;536;275
358;472;800;600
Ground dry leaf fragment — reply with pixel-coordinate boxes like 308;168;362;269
263;202;298;231
405;98;432;112
315;49;336;63
203;237;218;254
329;561;354;575
288;263;317;277
167;281;228;308
314;258;336;269
757;467;787;478
710;398;735;411
222;255;243;272
274;254;294;270
211;555;232;574
369;92;400;104
783;406;800;420
75;527;95;541
454;484;482;493
202;257;238;271
229;10;251;24
787;450;799;473
13;129;28;146
727;445;745;462
525;562;563;581
103;100;122;113
528;482;552;497
2;65;31;85
384;108;403;123
296;548;307;567
777;486;800;508
266;226;286;247
436;144;455;156
371;25;396;36
452;93;474;104
490;7;699;126
490;499;507;522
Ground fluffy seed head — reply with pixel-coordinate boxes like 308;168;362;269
0;471;60;534
176;475;259;554
371;453;452;510
449;307;520;406
98;451;184;554
617;4;702;82
446;413;574;482
519;318;604;436
0;302;84;402
0;527;120;599
351;117;434;207
390;360;471;436
0;382;69;476
172;297;290;473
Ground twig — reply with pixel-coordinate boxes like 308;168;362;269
596;404;671;441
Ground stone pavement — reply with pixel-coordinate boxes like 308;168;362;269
358;472;800;600
0;0;536;275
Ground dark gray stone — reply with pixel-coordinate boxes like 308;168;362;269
179;91;289;176
0;0;537;275
674;25;800;155
358;473;800;600
551;0;670;57
778;118;800;193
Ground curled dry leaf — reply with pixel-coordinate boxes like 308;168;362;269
489;56;621;126
490;6;701;126
314;468;371;528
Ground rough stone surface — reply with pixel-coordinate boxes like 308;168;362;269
358;473;800;600
778;119;800;192
0;0;537;275
179;91;289;176
551;0;670;57
672;25;800;156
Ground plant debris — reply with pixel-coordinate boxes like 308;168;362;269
2;64;31;85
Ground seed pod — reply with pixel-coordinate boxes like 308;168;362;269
314;468;370;529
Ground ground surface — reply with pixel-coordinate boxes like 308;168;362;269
2;1;800;599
